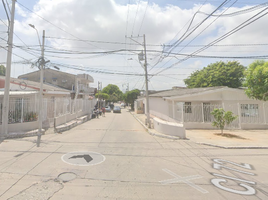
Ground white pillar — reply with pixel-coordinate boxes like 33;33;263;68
181;103;184;123
1;0;16;137
237;103;241;129
263;102;266;124
201;103;204;123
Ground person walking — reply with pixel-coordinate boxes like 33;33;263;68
102;107;106;117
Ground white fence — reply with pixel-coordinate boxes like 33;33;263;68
151;102;268;129
0;97;96;128
0;97;38;125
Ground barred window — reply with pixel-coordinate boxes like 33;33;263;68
241;104;258;117
184;102;192;113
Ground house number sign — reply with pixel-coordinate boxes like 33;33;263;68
211;158;256;195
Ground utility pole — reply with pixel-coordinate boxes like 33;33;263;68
143;34;151;128
98;81;102;109
126;34;151;128
36;30;45;147
1;0;16;138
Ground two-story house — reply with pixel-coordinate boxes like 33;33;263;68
18;68;95;99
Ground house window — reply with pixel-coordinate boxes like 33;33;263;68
184;102;192;113
52;78;57;84
241;104;258;117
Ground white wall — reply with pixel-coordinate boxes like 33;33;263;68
0;121;39;133
149;97;169;116
153;117;186;138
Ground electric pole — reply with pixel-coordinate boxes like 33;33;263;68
126;34;151;128
143;34;151;128
36;30;45;147
1;0;16;138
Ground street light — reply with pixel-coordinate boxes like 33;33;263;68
29;24;45;147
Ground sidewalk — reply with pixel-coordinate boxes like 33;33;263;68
130;111;268;149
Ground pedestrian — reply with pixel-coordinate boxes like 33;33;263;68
102;107;106;117
95;108;99;118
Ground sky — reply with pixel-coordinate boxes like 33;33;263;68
0;0;268;92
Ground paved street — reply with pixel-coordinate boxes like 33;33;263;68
0;108;268;200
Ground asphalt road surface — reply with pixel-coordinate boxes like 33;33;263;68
0;108;268;199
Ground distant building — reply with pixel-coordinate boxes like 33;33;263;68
18;68;95;98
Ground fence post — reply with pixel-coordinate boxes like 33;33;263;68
201;102;204;123
263;102;266;124
237;103;241;129
181;103;184;123
21;98;24;123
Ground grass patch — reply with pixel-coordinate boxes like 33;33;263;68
214;133;247;140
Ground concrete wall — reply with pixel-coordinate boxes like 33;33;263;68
149;97;169;116
0;121;39;133
184;122;215;129
153;117;186;139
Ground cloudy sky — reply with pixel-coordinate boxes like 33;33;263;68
0;0;268;92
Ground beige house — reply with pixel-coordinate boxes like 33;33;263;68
18;68;95;98
136;86;268;130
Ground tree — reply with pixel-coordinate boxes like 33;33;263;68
95;92;110;101
184;61;245;88
244;60;268;101
0;65;6;76
102;84;123;102
211;108;237;134
124;89;140;110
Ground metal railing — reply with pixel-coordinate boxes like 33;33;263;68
151;102;268;129
0;98;37;124
0;97;96;126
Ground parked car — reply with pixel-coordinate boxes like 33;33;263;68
105;106;111;112
113;106;121;113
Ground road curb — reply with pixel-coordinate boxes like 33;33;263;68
5;129;45;139
55;115;91;133
197;142;268;149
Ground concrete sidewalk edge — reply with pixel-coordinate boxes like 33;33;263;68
197;142;268;149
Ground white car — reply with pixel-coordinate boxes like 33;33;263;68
105;106;111;112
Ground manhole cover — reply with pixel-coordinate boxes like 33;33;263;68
61;151;105;166
57;172;77;182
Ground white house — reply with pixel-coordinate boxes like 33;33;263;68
0;76;96;134
136;86;268;130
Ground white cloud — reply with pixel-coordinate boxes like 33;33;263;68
3;0;268;90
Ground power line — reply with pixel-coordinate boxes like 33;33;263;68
198;2;268;17
166;0;230;56
153;6;268;76
137;0;150;36
131;0;141;36
169;0;239;59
